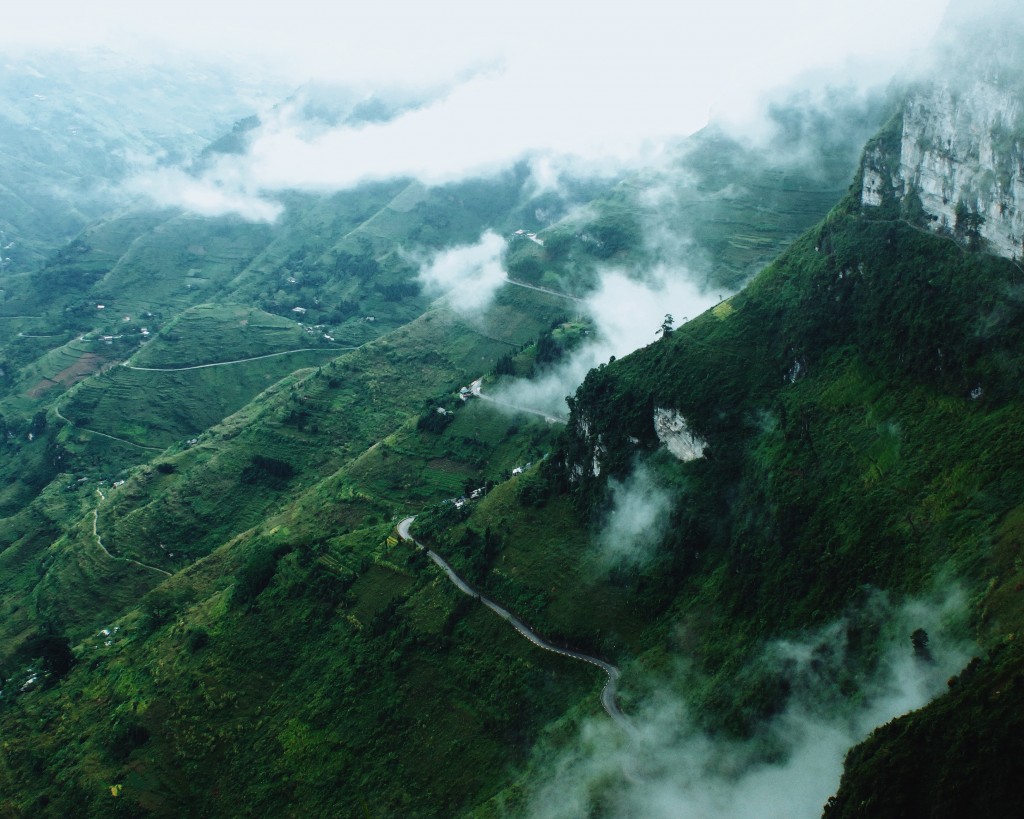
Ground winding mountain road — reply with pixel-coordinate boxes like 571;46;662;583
122;346;350;372
398;516;629;729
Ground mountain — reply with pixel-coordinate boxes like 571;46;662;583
859;2;1024;261
502;9;1024;814
0;65;879;814
2;9;1024;816
0;49;283;266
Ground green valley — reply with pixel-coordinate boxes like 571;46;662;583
2;5;1024;817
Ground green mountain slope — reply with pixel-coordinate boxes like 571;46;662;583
0;67;956;818
474;199;1024;814
0;51;280;265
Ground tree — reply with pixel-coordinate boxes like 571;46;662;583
657;313;674;338
911;628;932;662
954;199;985;250
19;628;75;683
30;410;47;437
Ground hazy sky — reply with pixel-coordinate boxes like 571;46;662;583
7;1;949;107
4;1;950;216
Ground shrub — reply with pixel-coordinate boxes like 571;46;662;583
185;628;209;653
231;543;291;608
240;455;295;487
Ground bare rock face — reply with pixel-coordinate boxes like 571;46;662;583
861;78;1024;260
653;408;706;462
568;414;607;480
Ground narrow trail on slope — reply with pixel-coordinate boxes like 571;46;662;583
469;378;567;424
398;516;630;731
53;402;165;452
122;346;351;372
56;347;357;450
503;277;584;304
92;490;171;577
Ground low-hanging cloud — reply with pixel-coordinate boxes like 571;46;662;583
126;66;682;221
598;463;674;567
416;231;508;315
492;267;719;419
95;0;947;220
125;166;284;222
526;587;971;819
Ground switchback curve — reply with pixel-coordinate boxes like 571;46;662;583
397;516;629;729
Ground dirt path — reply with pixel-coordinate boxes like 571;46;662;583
504;277;583;304
92;491;171;577
53;402;164;452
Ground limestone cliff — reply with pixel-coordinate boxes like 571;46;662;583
860;3;1024;261
861;77;1024;260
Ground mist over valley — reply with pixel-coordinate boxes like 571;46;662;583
0;2;1022;817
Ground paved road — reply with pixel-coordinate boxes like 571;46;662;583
122;346;350;372
397;516;629;729
92;491;171;577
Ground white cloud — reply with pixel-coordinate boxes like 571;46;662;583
125;167;283;222
417;231;508;314
3;2;948;92
528;588;971;819
598;463;674;566
494;266;718;418
3;0;948;217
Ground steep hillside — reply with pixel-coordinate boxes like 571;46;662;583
2;47;1000;818
506;92;889;295
471;198;1024;814
0;51;280;264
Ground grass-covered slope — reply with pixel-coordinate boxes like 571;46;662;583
0;172;558;524
0;87;979;817
492;195;1024;813
0;288;566;650
0;520;596;818
503;95;889;298
0;287;604;817
0;316;598;817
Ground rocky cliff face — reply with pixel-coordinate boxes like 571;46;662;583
653;408;706;462
861;78;1024;260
